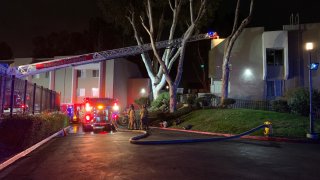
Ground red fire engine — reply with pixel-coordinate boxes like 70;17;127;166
80;97;120;131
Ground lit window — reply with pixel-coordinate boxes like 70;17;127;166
33;74;40;79
210;80;230;94
92;88;99;97
77;88;85;97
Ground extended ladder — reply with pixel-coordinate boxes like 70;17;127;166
7;32;218;78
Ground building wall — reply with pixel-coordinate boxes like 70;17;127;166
105;60;115;99
127;78;150;109
114;58;143;109
209;23;320;101
209;27;265;100
301;23;320;91
18;57;144;109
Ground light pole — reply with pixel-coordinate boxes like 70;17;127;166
305;42;318;139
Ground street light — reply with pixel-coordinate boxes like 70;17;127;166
305;42;318;139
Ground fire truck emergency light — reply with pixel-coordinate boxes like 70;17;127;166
112;103;119;111
85;103;92;111
97;105;104;110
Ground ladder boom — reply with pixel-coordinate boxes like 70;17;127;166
8;33;213;78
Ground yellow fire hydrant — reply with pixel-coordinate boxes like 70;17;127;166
264;121;273;137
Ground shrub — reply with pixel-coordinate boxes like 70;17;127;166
0;112;69;150
221;98;236;108
148;106;193;126
150;92;169;111
187;94;197;106
195;94;216;107
134;97;150;108
286;87;320;116
271;100;290;113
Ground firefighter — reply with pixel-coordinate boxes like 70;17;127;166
128;104;136;130
140;104;148;130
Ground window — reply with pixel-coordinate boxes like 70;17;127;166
45;72;49;78
77;70;86;78
92;70;99;77
32;74;40;79
210;80;230;94
77;88;85;97
266;80;283;98
92;88;99;97
266;49;284;66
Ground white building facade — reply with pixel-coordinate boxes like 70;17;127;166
209;23;320;100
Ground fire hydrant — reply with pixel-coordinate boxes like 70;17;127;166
264;121;273;137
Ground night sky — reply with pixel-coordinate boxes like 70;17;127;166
1;0;320;58
0;0;100;57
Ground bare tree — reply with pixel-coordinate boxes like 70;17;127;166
221;0;254;104
126;0;208;112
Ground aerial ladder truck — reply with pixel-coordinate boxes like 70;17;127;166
3;32;218;121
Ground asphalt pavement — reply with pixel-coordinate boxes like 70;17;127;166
1;124;320;180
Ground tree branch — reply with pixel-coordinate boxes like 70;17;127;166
189;0;194;23
231;0;241;37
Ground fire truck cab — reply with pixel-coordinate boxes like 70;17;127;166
81;98;120;131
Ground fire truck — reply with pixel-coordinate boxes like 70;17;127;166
81;97;120;131
3;90;28;113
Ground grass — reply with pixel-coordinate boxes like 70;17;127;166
170;108;320;138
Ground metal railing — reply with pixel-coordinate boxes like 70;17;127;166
0;74;60;116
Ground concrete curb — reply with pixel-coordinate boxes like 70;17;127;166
151;127;319;144
0;126;70;171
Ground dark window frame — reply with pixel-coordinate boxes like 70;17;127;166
266;48;284;66
92;70;99;77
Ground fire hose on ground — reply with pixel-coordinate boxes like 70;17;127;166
129;121;273;145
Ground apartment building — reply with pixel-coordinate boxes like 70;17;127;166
8;57;150;110
209;23;320;100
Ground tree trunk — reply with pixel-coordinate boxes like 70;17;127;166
220;0;254;105
221;56;230;105
151;74;166;100
169;83;177;113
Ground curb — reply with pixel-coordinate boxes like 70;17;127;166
0;126;70;171
151;127;320;144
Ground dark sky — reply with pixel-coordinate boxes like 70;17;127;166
0;0;100;57
1;0;320;58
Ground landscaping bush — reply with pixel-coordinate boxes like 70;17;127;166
149;106;193;127
271;99;290;113
286;87;320;116
187;94;197;106
150;92;169;111
221;98;236;108
196;94;216;107
0;112;69;151
134;97;150;107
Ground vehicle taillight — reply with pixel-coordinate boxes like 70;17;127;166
112;103;119;111
85;115;91;121
112;114;118;119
